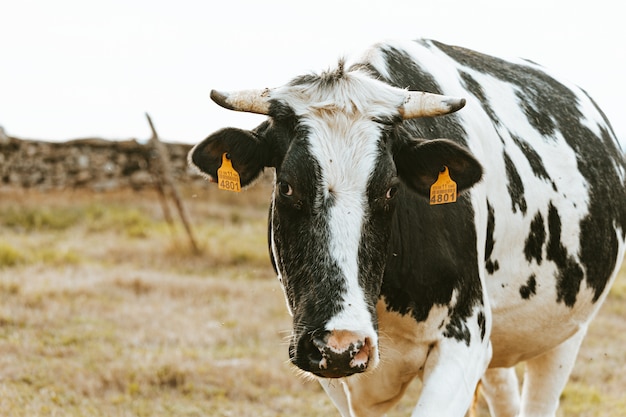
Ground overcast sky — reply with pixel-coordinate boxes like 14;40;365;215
1;0;624;144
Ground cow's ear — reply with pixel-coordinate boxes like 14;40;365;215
188;127;271;187
393;138;483;197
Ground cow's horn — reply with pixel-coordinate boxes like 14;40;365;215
399;91;466;119
210;88;272;115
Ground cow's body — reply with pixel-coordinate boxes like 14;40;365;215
190;39;626;417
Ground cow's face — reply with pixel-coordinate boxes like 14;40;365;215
189;65;482;378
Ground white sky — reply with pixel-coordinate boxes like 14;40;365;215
1;0;624;144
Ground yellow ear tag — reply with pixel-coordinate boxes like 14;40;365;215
429;166;457;205
217;153;241;192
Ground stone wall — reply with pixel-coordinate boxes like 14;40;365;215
0;136;204;191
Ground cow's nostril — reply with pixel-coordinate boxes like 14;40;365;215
297;331;328;369
351;337;371;368
312;335;327;352
307;337;325;366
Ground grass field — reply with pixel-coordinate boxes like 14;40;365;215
0;181;625;417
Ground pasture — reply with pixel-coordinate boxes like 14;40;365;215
0;181;625;416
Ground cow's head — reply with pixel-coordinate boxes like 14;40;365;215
189;64;482;378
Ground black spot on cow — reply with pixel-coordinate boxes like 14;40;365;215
578;124;626;302
459;71;500;131
484;201;499;274
504;151;527;214
477;311;486;341
546;204;584;307
486;260;500;274
380;46;441;92
444;315;471;346
515;91;557;137
511;133;557;191
524;211;546;265
519;275;537;299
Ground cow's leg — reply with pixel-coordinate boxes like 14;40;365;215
411;336;492;417
480;367;521;417
519;327;587;417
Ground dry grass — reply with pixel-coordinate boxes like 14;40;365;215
0;182;624;416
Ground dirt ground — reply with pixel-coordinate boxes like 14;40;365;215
0;185;625;416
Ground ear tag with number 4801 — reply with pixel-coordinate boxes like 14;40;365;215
217;153;241;192
430;166;457;205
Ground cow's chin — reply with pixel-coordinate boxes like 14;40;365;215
311;368;364;379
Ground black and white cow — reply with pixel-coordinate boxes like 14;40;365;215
189;39;626;416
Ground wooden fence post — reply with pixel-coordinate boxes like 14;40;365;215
145;113;200;254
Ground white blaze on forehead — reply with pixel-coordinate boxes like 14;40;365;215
305;112;381;336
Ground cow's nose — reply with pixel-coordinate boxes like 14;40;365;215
306;330;372;378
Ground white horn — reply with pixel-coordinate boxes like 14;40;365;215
210;88;272;115
399;91;466;119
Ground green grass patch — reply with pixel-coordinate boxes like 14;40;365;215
561;382;603;414
33;247;82;266
0;206;83;232
85;205;156;238
0;241;26;267
560;382;626;416
0;239;82;268
198;221;269;267
0;202;161;239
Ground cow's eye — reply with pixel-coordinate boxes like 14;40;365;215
278;181;294;197
385;186;398;200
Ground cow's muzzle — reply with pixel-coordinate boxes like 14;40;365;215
292;329;373;378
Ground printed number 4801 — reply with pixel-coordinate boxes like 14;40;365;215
430;192;455;204
220;180;240;191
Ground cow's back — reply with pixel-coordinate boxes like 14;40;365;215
356;39;626;366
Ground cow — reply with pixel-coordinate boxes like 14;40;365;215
188;39;626;417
